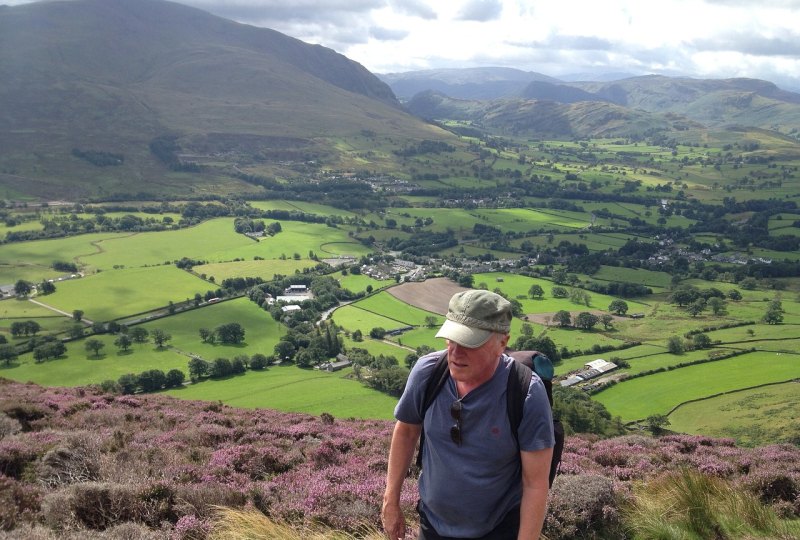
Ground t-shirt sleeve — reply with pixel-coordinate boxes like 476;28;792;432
517;374;555;452
394;350;444;425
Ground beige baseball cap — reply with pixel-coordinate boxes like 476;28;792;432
435;289;512;348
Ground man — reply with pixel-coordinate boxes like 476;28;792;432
383;289;555;540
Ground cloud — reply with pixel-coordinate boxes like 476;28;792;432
455;0;503;22
389;0;437;19
178;0;385;25
370;26;409;40
691;32;800;57
510;35;616;52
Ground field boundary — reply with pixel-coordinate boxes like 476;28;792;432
662;379;800;422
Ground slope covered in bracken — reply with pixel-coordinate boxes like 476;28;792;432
1;378;798;539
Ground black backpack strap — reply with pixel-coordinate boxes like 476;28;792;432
506;358;533;450
415;351;450;469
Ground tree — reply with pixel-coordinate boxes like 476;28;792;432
250;353;269;370
370;327;387;339
165;369;185;388
762;301;784;325
686;298;706;317
551;286;568;298
188;357;209;381
13;280;32;297
72;309;84;322
553;310;572;327
114;334;133;352
137;369;166;392
39;281;56;295
215;322;245;345
707;297;727;316
520;323;534;337
646;414;671;435
424;316;438;328
727;289;743;301
692;333;712;349
739;277;758;290
0;344;18;366
528;284;544;299
274;340;296;361
117;373;138;395
151;329;172;348
574;312;599;330
210;358;233;378
130;327;149;343
85;338;105;358
600;314;614;330
352;329;363;342
199;327;212;343
667;335;685;354
608;300;629;316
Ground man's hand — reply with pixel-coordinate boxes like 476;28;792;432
382;500;406;540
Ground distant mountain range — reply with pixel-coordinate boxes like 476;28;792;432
382;68;800;138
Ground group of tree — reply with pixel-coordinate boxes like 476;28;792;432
666;332;713;354
271;322;343;368
187;353;271;382
199;323;246;345
10;320;42;337
114;368;185;394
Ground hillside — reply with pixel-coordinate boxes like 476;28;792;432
1;379;798;539
0;0;447;199
406;90;698;138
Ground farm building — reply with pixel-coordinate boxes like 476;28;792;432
318;354;352;372
285;284;308;294
559;359;618;387
280;305;301;313
276;295;310;303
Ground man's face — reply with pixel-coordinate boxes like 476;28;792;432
446;332;509;385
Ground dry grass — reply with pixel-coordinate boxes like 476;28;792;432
208;507;387;540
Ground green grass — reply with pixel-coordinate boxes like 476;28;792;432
0;337;189;387
668;381;800;446
0;297;284;387
38;265;210;322
330;271;395;294
137;296;285;360
193;259;319;281
592;351;800;422
164;364;398;419
353;291;440;327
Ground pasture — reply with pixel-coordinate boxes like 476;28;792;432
667;381;800;446
39;265;210;322
592;351;800;423
193;259;318;282
164;364;398;419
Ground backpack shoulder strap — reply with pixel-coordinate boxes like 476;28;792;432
506;356;533;449
415;351;449;469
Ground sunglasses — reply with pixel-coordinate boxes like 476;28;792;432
450;400;463;446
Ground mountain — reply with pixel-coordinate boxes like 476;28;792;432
379;67;559;100
406;91;698;138
0;0;445;199
386;68;800;135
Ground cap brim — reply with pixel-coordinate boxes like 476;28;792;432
435;319;493;348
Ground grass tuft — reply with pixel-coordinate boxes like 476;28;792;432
208;506;387;540
623;468;800;539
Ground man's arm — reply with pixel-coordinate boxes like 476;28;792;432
383;420;422;540
518;446;553;540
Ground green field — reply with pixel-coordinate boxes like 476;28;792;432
592;351;800;422
164;364;398;419
38;265;211;322
193;259;319;281
0;297;284;387
668;381;800;446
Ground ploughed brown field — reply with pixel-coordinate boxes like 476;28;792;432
386;277;467;314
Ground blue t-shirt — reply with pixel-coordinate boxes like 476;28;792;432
394;350;555;538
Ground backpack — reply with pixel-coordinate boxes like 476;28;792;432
416;350;564;487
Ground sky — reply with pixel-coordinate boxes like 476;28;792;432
7;0;800;90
